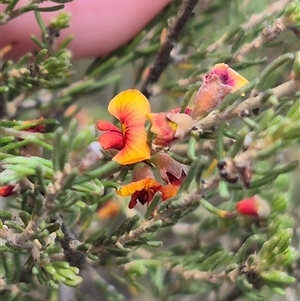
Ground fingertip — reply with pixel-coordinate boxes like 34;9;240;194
1;0;172;60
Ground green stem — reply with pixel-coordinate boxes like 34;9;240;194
255;53;295;90
74;161;120;185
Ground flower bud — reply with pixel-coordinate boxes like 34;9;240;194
0;185;15;197
236;195;270;219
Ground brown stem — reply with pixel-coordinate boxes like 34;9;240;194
90;174;220;252
234;16;288;61
0;166;74;263
141;0;199;97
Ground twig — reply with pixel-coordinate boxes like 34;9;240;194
169;264;228;283
234;16;289;61
170;138;234;156
0;277;20;294
89;174;220;253
0;165;74;262
242;0;291;31
56;215;86;266
206;0;290;53
121;175;218;245
10;74;120;118
1;4;37;24
0;92;7;119
219;285;243;301
141;0;199;97
0;127;45;140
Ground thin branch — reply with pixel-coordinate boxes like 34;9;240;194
234;16;289;61
170;138;234;156
169;264;228;283
90;174;220;253
207;0;291;53
242;0;291;31
0;165;74;262
219;285;243;301
141;0;199;97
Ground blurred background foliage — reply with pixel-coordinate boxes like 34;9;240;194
0;0;299;300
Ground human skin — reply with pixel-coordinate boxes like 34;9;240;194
1;0;172;60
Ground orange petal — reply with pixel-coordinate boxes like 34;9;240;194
108;90;151;164
159;184;178;200
97;200;121;219
0;43;15;58
116;178;161;196
112;125;150;164
108;89;151;126
147;113;177;146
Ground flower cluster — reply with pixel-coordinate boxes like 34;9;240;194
96;64;248;209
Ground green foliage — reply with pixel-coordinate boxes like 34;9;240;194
0;0;299;301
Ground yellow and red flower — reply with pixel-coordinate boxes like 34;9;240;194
116;163;178;209
191;63;248;119
147;107;194;146
97;89;151;165
117;178;177;209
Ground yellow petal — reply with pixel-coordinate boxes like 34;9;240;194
117;178;160;196
112;124;150;164
108;89;151;126
108;89;151;164
212;63;249;92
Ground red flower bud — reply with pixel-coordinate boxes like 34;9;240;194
236;195;270;219
0;185;15;197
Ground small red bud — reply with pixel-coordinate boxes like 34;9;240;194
0;185;15;197
236;195;270;219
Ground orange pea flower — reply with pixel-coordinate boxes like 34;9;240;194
117;178;177;209
116;163;178;209
97;89;151;165
147;107;194;146
191;63;248;119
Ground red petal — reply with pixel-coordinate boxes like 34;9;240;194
97;121;121;132
98;131;124;150
147;113;177;146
